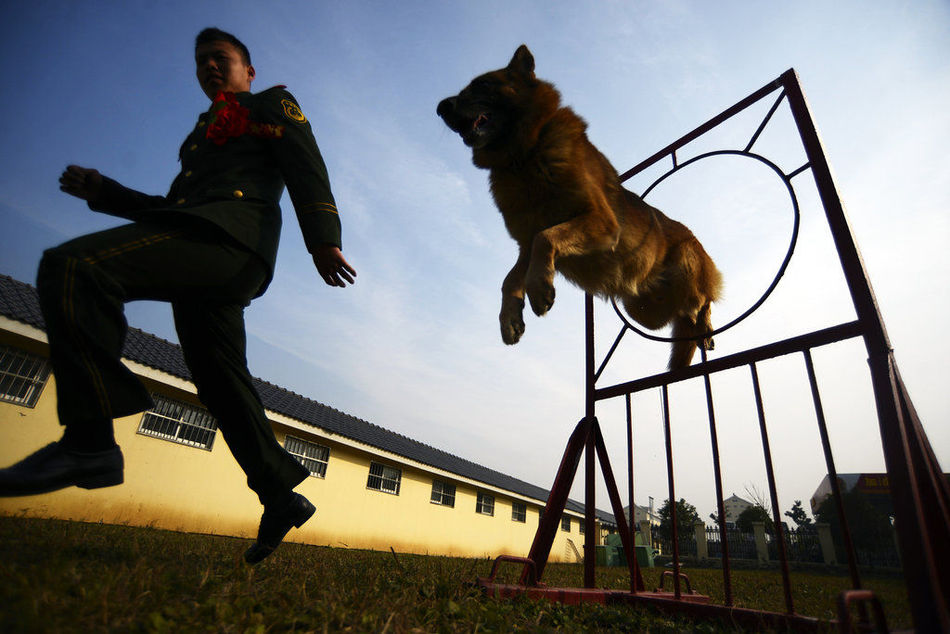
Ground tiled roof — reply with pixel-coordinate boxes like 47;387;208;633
0;273;615;525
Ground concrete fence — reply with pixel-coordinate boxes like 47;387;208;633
654;522;841;565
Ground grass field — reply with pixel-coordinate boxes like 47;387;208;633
0;516;911;632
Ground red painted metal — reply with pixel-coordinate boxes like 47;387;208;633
514;415;646;591
660;385;682;600
837;590;889;634
782;69;949;631
749;362;795;615
593;421;643;592
522;415;593;585
700;346;733;606
803;349;864;591
474;69;949;632
476;578;838;632
482;555;539;586
583;294;597;588
654;570;696;596
624;393;636;582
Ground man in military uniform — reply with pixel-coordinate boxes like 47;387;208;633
0;28;355;564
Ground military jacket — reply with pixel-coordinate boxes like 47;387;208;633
89;86;341;293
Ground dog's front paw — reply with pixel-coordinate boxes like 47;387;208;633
526;277;555;316
500;296;526;344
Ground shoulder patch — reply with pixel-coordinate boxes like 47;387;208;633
281;99;307;123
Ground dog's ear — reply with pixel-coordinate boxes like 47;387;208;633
508;44;535;76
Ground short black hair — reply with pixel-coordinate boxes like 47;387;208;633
195;27;251;65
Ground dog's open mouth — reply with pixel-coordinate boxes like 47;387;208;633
461;112;492;147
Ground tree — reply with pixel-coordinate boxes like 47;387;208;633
736;504;774;534
784;500;812;531
814;488;893;560
656;498;701;542
744;483;772;515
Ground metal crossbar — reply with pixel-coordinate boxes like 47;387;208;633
475;69;950;632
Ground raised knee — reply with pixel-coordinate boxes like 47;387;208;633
36;248;76;291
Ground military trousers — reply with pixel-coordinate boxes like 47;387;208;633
36;219;308;506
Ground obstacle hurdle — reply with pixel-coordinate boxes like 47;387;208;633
475;69;949;632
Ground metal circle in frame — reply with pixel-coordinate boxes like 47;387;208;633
611;149;802;344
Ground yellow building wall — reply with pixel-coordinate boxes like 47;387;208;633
0;333;591;562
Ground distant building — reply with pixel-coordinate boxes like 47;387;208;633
810;473;894;516
722;494;754;527
622;496;660;527
0;274;615;561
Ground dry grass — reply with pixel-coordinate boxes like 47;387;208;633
0;516;910;632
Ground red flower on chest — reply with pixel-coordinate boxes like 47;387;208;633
205;91;285;144
206;92;251;145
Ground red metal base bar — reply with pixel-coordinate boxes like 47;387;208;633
476;579;709;606
475;578;837;633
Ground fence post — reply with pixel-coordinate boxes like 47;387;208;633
695;523;708;561
752;522;768;563
816;522;837;565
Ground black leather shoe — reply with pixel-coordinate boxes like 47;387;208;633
244;492;315;564
0;441;124;497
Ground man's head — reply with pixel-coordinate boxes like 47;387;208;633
195;28;255;99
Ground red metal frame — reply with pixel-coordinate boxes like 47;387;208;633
475;69;950;632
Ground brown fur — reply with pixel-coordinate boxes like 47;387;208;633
437;45;722;369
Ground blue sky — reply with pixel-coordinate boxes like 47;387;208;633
1;1;947;522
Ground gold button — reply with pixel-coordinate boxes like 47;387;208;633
198;121;206;127
189;144;198;151
184;171;193;177
232;190;244;199
176;198;186;205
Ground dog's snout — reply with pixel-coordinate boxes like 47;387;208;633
437;97;457;119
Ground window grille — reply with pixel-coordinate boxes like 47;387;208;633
511;502;527;523
367;462;401;495
285;435;330;477
561;515;572;532
0;345;50;408
430;480;456;507
476;492;495;516
138;394;217;450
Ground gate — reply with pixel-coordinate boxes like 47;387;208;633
475;69;949;632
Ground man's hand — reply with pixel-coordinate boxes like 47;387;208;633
313;244;356;287
59;165;103;202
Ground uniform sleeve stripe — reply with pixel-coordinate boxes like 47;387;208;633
299;202;338;215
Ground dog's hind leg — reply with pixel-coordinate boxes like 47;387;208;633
668;300;715;369
669;314;701;370
697;301;715;352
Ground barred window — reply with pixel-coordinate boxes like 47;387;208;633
431;480;456;507
0;345;50;408
579;519;586;534
138;394;217;450
512;502;527;523
285;435;330;477
561;515;572;532
476;492;494;516
367;462;401;495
